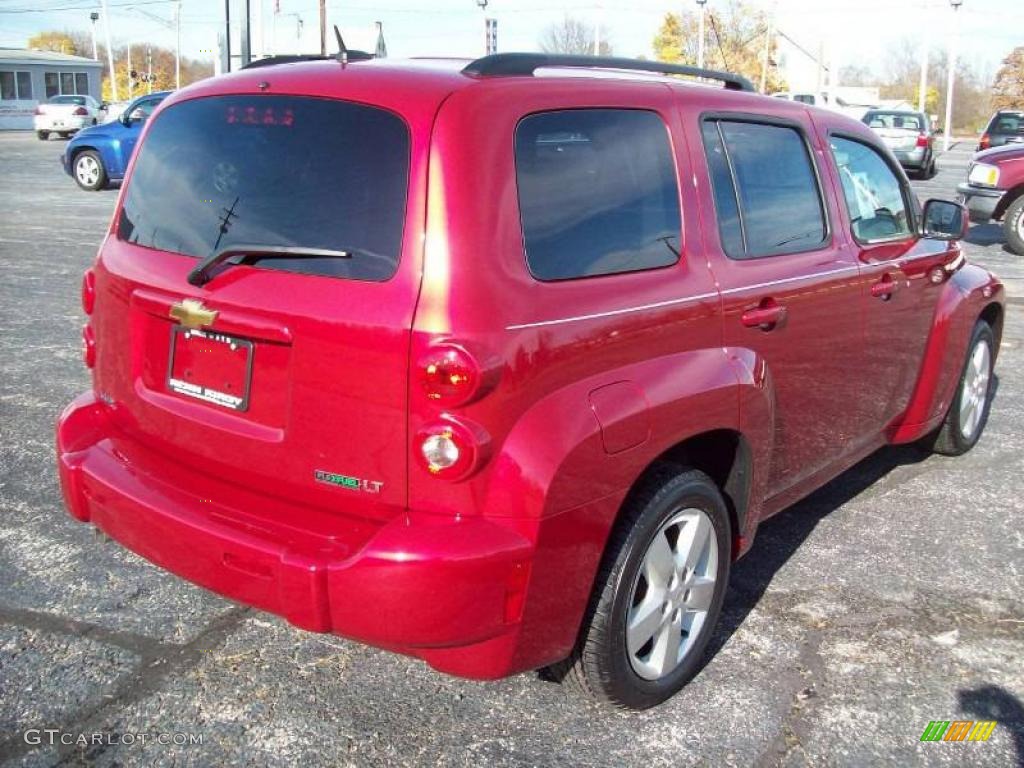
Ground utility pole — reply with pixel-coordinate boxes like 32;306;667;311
593;3;602;55
759;7;774;93
319;0;326;56
696;0;707;69
224;0;232;73
918;24;929;114
176;0;182;88
147;46;152;94
89;12;99;60
127;43;133;99
943;0;962;151
240;0;251;66
99;0;117;101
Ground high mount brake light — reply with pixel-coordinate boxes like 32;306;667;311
419;345;482;405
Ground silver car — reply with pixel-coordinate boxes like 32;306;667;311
862;109;936;179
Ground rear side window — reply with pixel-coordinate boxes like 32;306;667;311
118;95;410;282
514;109;681;281
701;119;827;259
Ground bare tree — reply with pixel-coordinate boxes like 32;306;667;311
539;16;612;56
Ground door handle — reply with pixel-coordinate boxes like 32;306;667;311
871;275;897;300
741;302;787;330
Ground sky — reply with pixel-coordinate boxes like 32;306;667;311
1;0;1022;91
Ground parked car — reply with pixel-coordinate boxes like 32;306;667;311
57;53;1003;710
61;92;170;191
978;109;1024;150
771;90;869;121
34;94;106;140
957;143;1024;255
862;109;936;178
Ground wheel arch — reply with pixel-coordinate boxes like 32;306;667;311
993;183;1024;221
619;428;752;561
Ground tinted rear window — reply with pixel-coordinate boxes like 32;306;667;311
514;109;681;281
118;95;410;282
988;112;1024;135
51;95;86;105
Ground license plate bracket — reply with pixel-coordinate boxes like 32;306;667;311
167;327;254;411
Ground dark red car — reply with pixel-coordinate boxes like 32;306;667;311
58;53;1003;709
958;142;1024;255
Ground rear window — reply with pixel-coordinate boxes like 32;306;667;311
514;109;681;281
864;112;924;131
988;112;1024;135
50;95;86;106
118;95;410;282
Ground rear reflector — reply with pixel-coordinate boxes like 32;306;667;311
81;270;96;315
82;325;96;368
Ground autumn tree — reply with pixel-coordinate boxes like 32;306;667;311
992;46;1024;110
539;16;612;56
27;31;87;56
652;1;784;93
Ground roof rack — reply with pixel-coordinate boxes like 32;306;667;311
241;51;374;70
461;53;755;92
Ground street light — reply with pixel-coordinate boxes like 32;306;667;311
89;12;99;60
943;0;963;152
695;0;708;70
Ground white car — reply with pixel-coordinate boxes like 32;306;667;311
34;95;107;140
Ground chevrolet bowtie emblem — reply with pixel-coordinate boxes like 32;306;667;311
169;298;218;328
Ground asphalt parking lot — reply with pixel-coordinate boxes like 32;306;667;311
0;131;1022;767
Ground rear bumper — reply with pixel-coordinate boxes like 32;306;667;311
893;147;927;168
957;183;1004;223
57;391;539;678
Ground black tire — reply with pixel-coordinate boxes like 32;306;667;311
923;321;995;456
58;131;71;139
548;464;731;709
1004;195;1024;256
72;150;107;192
36;130;49;141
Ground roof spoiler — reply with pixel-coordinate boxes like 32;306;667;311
461;53;755;92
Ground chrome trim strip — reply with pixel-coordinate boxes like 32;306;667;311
505;291;720;330
718;264;860;296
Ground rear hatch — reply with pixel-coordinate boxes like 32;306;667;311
866;114;925;150
39;97;88;126
91;89;424;521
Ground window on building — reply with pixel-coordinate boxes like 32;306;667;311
0;71;32;100
75;73;88;94
60;72;75;95
45;72;59;98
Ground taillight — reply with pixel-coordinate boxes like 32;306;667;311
418;344;482;405
916;134;929;148
73;106;88;116
81;270;96;315
82;325;96;368
979;133;991;150
416;418;488;480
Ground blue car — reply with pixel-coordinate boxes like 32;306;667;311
62;91;170;191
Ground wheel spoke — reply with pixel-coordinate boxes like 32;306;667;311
676;513;711;574
627;597;664;655
685;575;716;612
649;618;682;677
644;532;675;589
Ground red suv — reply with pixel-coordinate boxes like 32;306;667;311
57;53;1004;709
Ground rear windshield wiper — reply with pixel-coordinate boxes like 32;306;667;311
187;244;354;286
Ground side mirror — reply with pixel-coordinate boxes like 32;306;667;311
921;199;968;241
119;111;132;126
100;101;109;110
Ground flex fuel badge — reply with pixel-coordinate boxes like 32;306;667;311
314;470;383;494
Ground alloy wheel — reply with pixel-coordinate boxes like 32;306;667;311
959;338;991;440
76;155;100;187
626;507;718;681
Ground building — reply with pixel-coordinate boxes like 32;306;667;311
0;48;105;130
